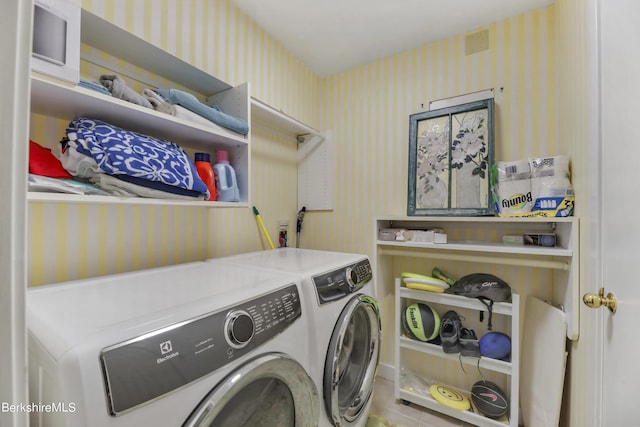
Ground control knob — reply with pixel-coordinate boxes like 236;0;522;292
225;310;254;349
345;267;359;289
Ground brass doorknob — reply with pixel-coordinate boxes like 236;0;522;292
583;287;617;313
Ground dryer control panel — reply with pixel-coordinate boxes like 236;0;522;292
312;259;373;305
100;284;301;415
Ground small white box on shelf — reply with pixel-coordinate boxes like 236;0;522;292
378;228;447;243
404;229;447;244
31;0;80;84
378;228;448;244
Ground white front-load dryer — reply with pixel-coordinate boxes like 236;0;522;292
208;248;381;427
26;261;319;427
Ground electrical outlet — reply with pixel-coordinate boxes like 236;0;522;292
278;220;289;248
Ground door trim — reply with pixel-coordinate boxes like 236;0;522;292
591;0;604;425
0;1;31;426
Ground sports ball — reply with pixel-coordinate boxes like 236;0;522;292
471;380;509;418
402;303;440;342
479;332;511;360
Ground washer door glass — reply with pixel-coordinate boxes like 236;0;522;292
183;353;318;427
324;295;381;426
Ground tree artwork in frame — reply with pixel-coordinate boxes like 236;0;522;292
407;98;495;216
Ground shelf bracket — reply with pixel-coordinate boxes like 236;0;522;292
297;133;325;144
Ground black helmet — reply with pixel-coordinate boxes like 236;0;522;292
445;273;511;330
445;273;511;302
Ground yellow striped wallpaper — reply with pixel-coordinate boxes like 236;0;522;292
556;0;592;425
309;7;557;254
29;201;209;284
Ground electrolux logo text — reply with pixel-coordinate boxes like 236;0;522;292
157;340;179;364
1;401;77;413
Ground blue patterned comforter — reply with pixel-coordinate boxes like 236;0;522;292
61;117;208;195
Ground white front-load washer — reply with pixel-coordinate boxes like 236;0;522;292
208;248;381;427
26;261;319;427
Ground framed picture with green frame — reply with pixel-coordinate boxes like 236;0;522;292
407;98;495;216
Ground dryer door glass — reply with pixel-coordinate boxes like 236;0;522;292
324;295;381;426
183;354;318;427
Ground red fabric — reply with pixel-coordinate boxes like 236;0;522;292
29;140;72;179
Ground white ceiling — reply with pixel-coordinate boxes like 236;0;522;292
231;0;554;76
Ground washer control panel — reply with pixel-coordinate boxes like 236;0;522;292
312;259;372;305
100;284;301;415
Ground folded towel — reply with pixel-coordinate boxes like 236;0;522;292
115;174;206;198
141;89;230;132
29;140;72;179
78;80;112;97
91;174;205;200
58;140;103;179
28;174;111;196
99;74;153;109
155;88;249;135
60;117;208;196
141;88;174;115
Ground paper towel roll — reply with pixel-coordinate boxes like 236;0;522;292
530;155;572;198
495;159;534;215
495;156;574;216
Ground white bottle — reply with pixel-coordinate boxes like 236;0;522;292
213;150;240;202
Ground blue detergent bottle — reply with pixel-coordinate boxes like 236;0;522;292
213;150;240;202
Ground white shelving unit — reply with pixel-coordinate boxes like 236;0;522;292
396;282;520;426
29;9;251;207
374;216;579;426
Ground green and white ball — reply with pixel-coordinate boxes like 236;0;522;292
402;303;441;342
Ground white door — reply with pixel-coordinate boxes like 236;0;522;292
596;0;640;425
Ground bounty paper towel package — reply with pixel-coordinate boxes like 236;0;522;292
492;155;574;217
494;159;534;215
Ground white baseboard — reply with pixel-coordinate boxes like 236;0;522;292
376;362;395;382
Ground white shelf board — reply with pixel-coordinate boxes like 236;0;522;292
377;240;572;257
399;286;514;316
250;97;320;137
399;337;512;375
30;75;248;152
397;389;509;427
81;10;230;96
27;191;248;208
377;215;576;225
